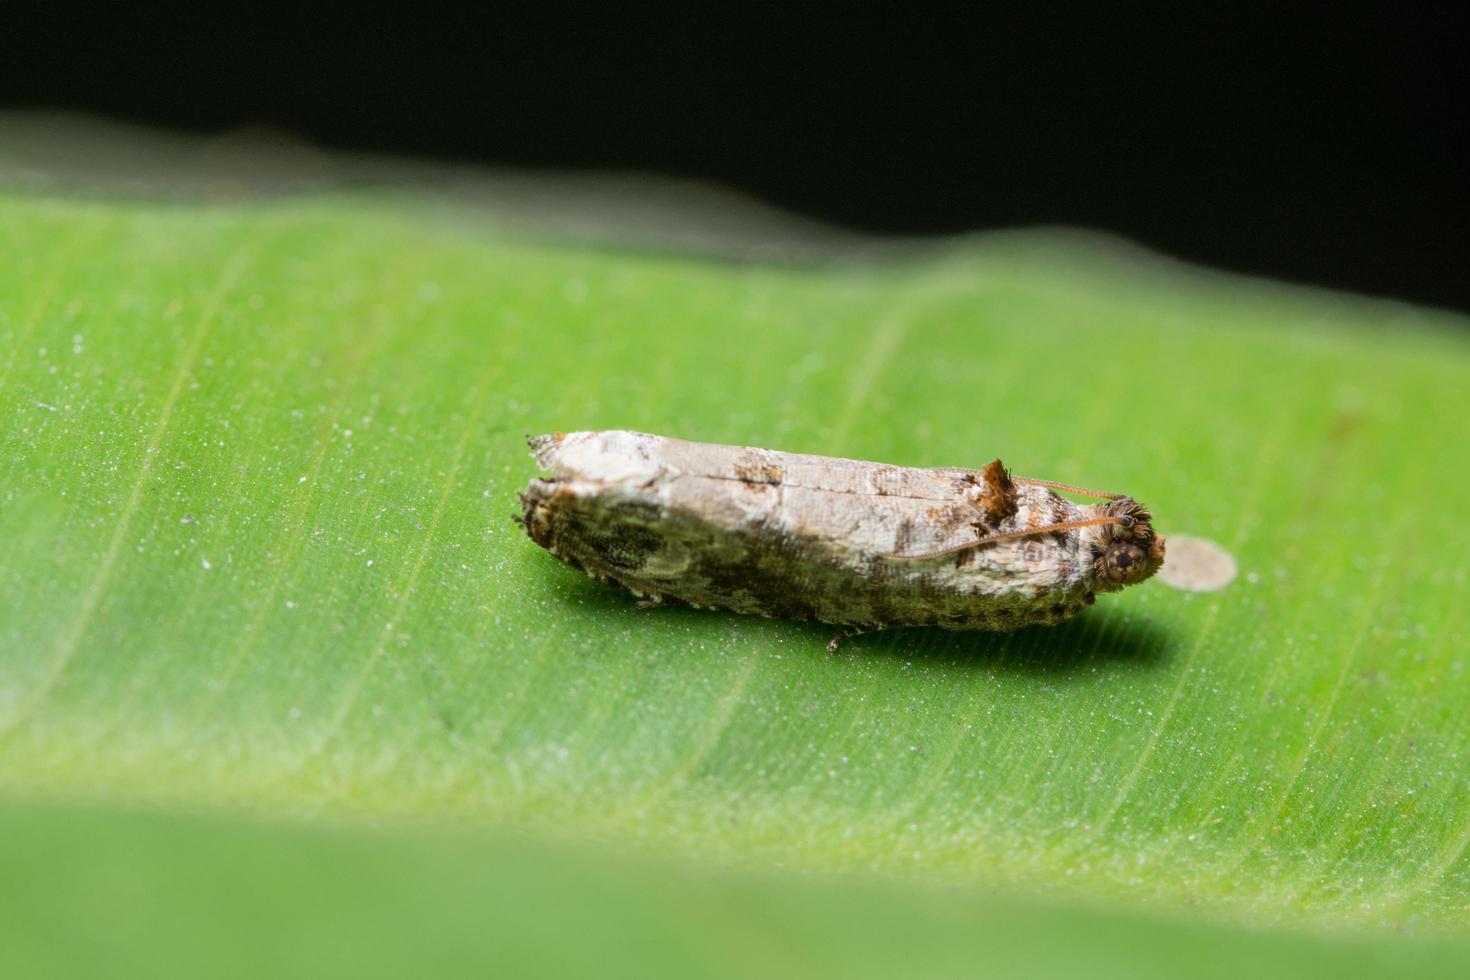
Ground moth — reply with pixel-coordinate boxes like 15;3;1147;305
518;431;1165;649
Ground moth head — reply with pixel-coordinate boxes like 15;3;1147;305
1092;498;1166;590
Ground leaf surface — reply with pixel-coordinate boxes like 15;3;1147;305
1;184;1468;975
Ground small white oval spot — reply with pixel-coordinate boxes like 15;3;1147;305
1158;535;1237;592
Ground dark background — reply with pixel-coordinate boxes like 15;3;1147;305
4;7;1465;310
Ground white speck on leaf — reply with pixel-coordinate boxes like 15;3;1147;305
1157;535;1237;592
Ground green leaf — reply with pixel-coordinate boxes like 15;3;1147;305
2;167;1468;976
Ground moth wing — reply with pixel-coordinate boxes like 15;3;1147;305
532;431;1015;557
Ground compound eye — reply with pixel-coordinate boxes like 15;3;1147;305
1106;541;1146;584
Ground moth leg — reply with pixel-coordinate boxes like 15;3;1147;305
635;594;666;609
827;626;878;653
